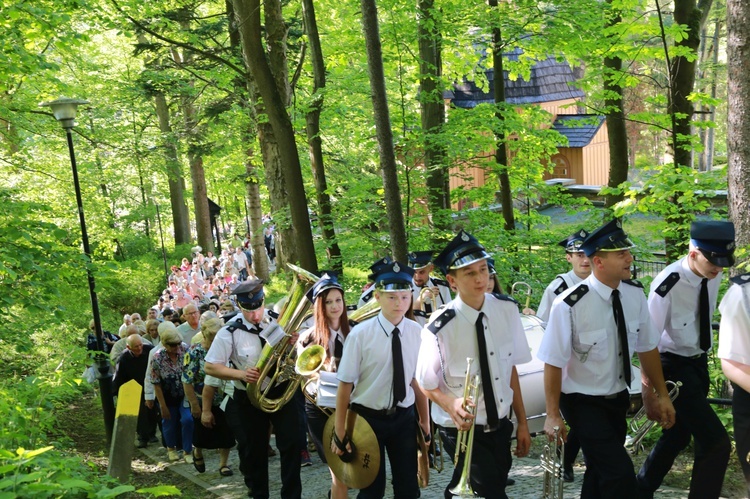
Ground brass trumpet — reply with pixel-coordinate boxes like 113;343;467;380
625;380;682;455
449;358;480;498
541;425;565;499
511;281;533;310
419;286;438;313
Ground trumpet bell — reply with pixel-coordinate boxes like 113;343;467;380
296;344;327;376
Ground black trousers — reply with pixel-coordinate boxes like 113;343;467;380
732;382;750;498
225;391;301;499
305;400;330;464
438;417;513;499
355;405;419;499
637;353;730;498
560;390;637;499
137;395;158;442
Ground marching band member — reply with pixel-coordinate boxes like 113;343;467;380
333;261;430;498
356;257;392;309
536;229;591;323
719;271;750;497
637;221;734;498
296;274;351;499
409;250;452;327
416;231;532;499
539;219;675;499
204;279;301;499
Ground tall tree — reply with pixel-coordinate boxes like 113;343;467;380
417;0;451;234
302;0;343;274
232;0;318;273
603;1;630;210
360;0;408;262
727;0;750;268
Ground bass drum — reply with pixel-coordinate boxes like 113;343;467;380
511;314;643;437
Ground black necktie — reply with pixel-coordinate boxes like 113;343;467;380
391;328;405;407
611;290;632;386
334;335;344;359
475;312;499;426
699;278;711;352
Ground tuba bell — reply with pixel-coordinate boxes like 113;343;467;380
246;263;318;413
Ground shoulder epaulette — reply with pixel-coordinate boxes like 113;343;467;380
413;310;429;318
654;272;680;297
361;290;374;303
346;304;358;311
553;277;569;296
491;292;518;304
427;308;456;335
563;284;589;307
432;278;449;287
226;318;251;333
731;273;750;286
267;310;279;319
622;279;644;289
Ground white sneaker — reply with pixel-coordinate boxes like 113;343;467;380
167;449;180;462
184;454;194;465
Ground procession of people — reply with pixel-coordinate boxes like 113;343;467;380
101;218;750;499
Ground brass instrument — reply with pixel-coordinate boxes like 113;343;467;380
541;425;565;499
419;286;438;313
296;345;333;416
347;297;381;325
511;281;533;310
246;263;319;412
449;358;480;498
625;380;682;455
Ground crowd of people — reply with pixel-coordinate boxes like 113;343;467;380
85;217;750;499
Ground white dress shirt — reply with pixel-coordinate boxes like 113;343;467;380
718;277;750;365
536;270;584;323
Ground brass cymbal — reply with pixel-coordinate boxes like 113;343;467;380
323;410;381;489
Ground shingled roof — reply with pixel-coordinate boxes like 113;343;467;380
446;48;585;108
552;114;605;147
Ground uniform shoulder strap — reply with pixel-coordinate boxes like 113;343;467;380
491;292;518;304
622;279;644;289
267;310;279;319
563;284;589;307
653;272;680;297
413;310;429;319
226;318;252;334
553;276;569;296
432;278;449;287
426;308;456;335
731;273;750;286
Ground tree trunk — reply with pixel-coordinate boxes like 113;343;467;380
233;0;318;273
727;0;750;269
417;0;451;234
489;0;514;233
603;2;629;210
302;0;343;274
360;0;408;262
153;91;191;245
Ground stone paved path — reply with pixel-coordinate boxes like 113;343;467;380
138;436;700;498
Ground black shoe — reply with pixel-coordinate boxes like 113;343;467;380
563;468;574;483
149;436;159;443
506;477;515;486
136;440;148;449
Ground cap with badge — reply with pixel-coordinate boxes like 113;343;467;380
232;279;265;311
690;220;735;267
367;256;393;282
433;230;491;275
487;257;497;275
374;261;414;291
307;273;344;303
579;219;635;257
408;251;434;270
558;229;589;253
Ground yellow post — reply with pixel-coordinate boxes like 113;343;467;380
107;379;142;482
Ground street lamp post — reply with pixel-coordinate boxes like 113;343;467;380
40;98;116;445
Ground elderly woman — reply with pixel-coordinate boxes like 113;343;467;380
149;328;194;463
183;317;235;476
144;319;161;349
296;274;351;499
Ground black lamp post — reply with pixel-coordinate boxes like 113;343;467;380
39;98;116;445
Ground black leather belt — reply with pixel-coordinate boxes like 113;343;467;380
351;403;404;418
662;351;705;360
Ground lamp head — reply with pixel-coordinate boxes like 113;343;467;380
39;98;90;129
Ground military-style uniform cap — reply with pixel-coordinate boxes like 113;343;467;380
558;229;589;253
232;279;265;311
433;230;490;275
579;219;635;257
367;256;393;282
487;257;497;275
690;220;736;267
374;261;414;291
307;273;344;303
408;251;434;270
